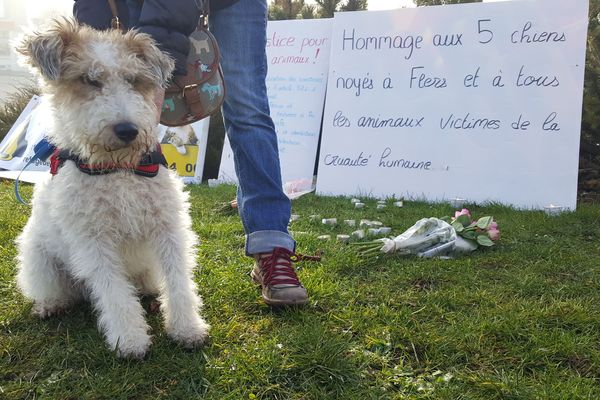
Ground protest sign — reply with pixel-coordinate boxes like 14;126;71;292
315;0;588;210
218;18;332;190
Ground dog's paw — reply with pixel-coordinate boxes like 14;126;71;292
111;333;152;360
167;317;210;349
32;300;72;319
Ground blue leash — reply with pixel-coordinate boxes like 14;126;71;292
14;138;56;205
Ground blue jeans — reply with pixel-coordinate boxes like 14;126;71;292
210;0;295;255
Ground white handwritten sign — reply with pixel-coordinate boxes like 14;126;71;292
316;0;588;210
219;18;332;187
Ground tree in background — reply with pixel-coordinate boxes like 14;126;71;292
269;0;367;20
314;0;368;18
413;0;480;5
300;4;317;19
340;0;368;12
580;0;600;192
269;0;307;20
314;0;342;18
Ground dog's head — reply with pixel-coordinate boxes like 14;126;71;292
18;18;174;164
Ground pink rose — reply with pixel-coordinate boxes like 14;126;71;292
454;208;472;220
489;221;498;231
488;227;500;241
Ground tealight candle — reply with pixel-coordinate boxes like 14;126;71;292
450;197;465;209
351;229;365;239
544;204;564;216
367;228;379;236
337;234;350;243
359;219;372;228
378;227;392;235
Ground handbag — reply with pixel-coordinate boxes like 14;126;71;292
107;0;225;127
160;2;225;127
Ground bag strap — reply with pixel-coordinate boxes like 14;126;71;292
197;0;210;29
107;0;123;31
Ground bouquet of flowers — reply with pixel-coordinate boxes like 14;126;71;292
352;209;499;259
441;209;500;250
351;217;456;259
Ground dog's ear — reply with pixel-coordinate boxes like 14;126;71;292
126;32;175;88
17;18;79;81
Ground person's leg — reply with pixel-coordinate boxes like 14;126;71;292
210;0;310;305
209;0;294;256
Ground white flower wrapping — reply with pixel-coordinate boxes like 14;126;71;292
377;218;457;257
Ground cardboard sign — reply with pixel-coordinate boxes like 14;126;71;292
158;120;209;184
0;96;50;174
218;18;332;188
316;0;588;210
0;96;209;184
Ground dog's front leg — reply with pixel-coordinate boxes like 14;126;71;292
151;228;209;348
70;242;151;359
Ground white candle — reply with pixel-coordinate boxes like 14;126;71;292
544;204;564;216
450;197;465;209
351;229;365;239
337;234;350;243
378;227;392;235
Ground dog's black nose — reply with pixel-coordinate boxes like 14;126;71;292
113;122;139;143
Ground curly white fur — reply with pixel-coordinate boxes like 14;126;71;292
15;19;209;359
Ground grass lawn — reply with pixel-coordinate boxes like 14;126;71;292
0;180;598;399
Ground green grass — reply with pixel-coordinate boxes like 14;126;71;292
0;180;599;399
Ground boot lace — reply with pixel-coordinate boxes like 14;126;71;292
258;247;321;287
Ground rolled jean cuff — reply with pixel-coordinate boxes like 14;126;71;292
246;230;296;256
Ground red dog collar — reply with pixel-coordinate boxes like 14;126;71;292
49;145;167;178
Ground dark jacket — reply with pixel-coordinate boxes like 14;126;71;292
73;0;238;76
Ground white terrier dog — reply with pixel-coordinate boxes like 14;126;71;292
15;19;209;358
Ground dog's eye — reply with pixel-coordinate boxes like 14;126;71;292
81;75;103;89
125;76;137;85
